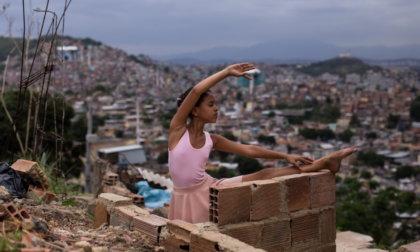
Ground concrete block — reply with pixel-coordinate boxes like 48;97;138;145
308;170;335;208
190;229;265;252
94;202;109;228
97;193;132;213
11;159;50;189
260;217;291;252
132;214;167;245
320;207;336;245
209;183;251;226
248;180;280;221
291;209;320;250
272;174;310;212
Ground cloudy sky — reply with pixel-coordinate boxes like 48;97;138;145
1;0;419;56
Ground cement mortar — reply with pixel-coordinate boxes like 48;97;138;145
290;208;320;218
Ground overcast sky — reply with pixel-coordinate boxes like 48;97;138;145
1;0;419;56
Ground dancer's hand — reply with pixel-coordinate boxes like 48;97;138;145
226;63;255;80
285;154;314;170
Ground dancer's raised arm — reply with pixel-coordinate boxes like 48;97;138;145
170;63;255;131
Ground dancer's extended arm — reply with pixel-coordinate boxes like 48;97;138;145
211;134;313;169
170;63;255;131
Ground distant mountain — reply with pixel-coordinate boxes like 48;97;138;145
299;57;381;77
153;39;420;65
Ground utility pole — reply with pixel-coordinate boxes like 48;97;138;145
84;97;93;193
136;98;140;145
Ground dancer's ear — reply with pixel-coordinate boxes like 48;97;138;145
191;107;199;117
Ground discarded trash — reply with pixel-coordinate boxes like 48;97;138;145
135;181;171;209
0;162;28;197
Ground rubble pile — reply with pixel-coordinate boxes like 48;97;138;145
0;159;164;251
101;172;145;207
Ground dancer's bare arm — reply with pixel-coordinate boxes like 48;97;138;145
170;63;255;132
211;134;313;168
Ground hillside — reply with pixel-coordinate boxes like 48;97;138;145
0;36;103;62
298;57;382;77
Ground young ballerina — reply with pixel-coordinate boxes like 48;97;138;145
168;63;357;224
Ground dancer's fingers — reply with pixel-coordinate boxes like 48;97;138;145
290;160;300;170
300;157;312;164
243;73;252;80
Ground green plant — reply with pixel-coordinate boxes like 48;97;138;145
62;197;77;206
86;213;95;221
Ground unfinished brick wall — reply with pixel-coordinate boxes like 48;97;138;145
206;170;337;252
100;169;337;251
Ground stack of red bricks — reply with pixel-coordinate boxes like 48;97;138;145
101;169;337;251
95;193;167;245
97;193;262;251
206;170;337;251
101;172;145;206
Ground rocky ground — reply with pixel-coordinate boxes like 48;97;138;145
0;197;164;252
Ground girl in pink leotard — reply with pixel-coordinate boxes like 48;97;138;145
168;63;357;223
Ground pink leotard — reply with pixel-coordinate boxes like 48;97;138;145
169;129;212;188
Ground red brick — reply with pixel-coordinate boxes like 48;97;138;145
129;194;145;206
97;193;132;213
320;207;336;245
132;214;167;245
161;235;190;252
11;159;50;189
260;218;291;252
223;221;263;247
291;210;320;250
110;205;149;230
190;230;222;252
285;175;310;212
320;243;336;252
249;181;280;221
0;202;18;221
190;230;264;252
209;183;251;226
167;220;198;243
94;202;109;228
26;186;59;204
309;171;335;208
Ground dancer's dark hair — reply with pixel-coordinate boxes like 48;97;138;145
177;87;212;108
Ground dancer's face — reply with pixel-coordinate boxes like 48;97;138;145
191;93;218;123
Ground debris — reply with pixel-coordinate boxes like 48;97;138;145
26;185;59;204
0;185;12;200
0;162;27;197
11;159;50;189
75;241;92;252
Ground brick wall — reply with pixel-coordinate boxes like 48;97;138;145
97;169;337;251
